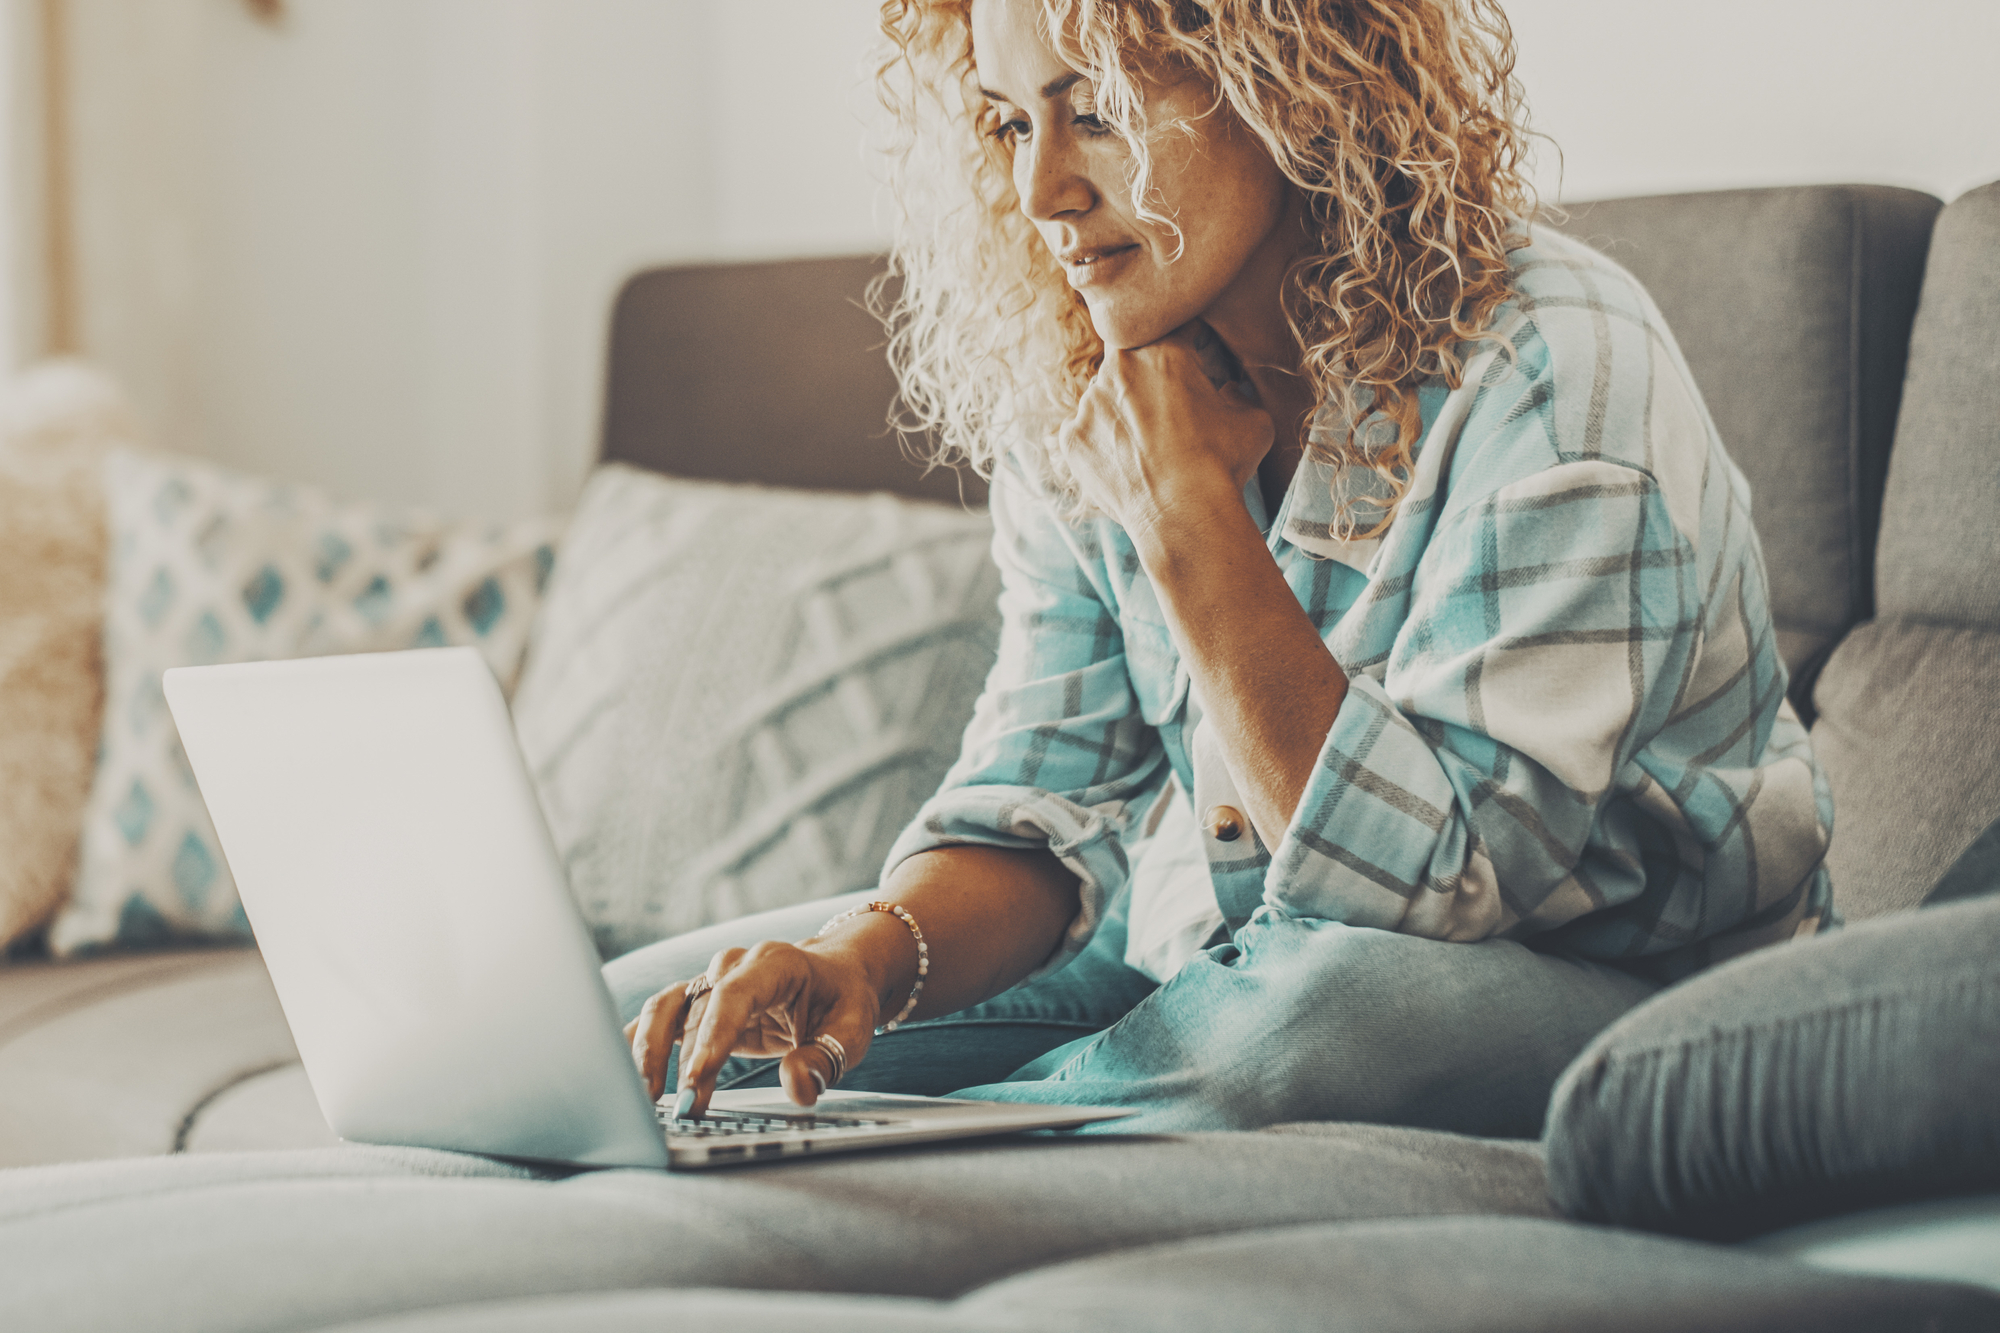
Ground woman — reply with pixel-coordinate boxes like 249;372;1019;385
612;0;1834;1136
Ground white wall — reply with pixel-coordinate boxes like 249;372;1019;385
59;0;887;519
0;0;52;377
46;0;2000;520
1506;0;1999;207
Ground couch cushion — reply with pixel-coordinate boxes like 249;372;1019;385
1812;620;2000;917
318;1292;994;1333
0;1127;1548;1332
962;1216;2000;1333
179;1060;339;1155
298;1215;2000;1333
0;1142;540;1224
1810;181;2000;919
1747;1194;2000;1295
1551;185;1940;711
1870;180;2000;627
9;1133;1989;1333
1542;895;2000;1241
0;946;316;1167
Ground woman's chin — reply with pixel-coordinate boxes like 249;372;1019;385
1086;305;1189;352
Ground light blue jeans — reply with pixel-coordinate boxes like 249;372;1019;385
602;888;1660;1138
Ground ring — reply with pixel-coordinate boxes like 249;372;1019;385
813;1032;847;1086
684;974;712;1003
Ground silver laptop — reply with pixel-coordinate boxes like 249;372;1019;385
163;647;1130;1170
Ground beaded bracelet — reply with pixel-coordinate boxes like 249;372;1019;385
820;901;928;1034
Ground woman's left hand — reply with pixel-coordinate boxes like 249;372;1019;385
623;940;881;1113
1059;323;1273;544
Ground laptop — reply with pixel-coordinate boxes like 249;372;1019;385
163;647;1130;1170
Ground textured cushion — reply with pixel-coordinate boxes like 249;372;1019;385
0;1126;1549;1332
51;450;560;955
1551;186;1939;710
511;463;1000;959
0;362;144;953
1812;620;2000;917
1543;895;2000;1241
1871;180;2000;626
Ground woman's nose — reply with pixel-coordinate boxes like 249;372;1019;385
1016;133;1093;223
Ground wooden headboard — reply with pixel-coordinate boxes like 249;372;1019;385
599;255;987;507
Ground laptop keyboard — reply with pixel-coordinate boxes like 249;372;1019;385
658;1107;899;1138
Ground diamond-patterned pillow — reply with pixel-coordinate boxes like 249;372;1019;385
511;463;1001;959
51;449;561;955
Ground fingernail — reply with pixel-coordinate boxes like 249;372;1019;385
674;1087;698;1120
810;1068;827;1095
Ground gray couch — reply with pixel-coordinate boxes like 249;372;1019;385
2;181;1996;1331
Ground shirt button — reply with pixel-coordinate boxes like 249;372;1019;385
1204;805;1245;843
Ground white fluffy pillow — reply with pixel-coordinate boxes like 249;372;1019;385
52;449;561;955
512;463;1001;959
0;363;145;954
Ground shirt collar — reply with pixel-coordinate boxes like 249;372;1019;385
1272;404;1397;574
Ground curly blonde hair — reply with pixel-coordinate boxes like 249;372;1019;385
874;0;1538;521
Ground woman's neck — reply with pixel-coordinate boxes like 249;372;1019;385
1200;191;1317;511
1245;367;1316;515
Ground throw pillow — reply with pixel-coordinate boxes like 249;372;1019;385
511;463;1001;959
0;361;147;954
1543;894;2000;1240
50;449;561;956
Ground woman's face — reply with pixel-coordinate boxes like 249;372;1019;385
970;0;1300;352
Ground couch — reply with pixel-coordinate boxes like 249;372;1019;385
0;180;1995;1331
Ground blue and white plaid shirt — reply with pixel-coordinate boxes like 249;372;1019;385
885;227;1835;983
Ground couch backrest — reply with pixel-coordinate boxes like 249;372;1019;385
600;257;986;507
604;188;1943;645
1810;180;2000;919
1550;186;1940;717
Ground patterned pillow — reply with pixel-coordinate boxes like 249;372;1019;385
512;463;1000;959
50;449;561;955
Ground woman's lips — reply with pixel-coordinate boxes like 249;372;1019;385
1060;243;1140;290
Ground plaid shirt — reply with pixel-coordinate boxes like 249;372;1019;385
885;227;1835;983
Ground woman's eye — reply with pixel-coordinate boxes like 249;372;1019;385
990;116;1030;144
1072;113;1109;137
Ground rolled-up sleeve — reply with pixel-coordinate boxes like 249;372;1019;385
883;455;1169;976
1266;458;1702;942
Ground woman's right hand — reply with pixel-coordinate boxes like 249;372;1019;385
630;847;1080;1116
623;938;885;1116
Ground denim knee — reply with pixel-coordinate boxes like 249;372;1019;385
1164;910;1655;1133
